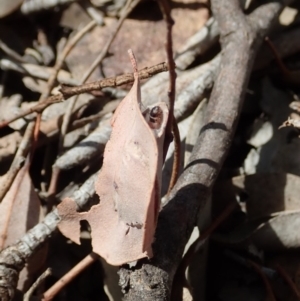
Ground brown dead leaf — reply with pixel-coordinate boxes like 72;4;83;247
58;54;168;265
0;162;46;290
0;163;43;249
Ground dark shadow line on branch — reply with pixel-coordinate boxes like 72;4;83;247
184;158;219;170
200;121;228;133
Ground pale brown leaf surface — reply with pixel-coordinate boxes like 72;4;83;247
0;164;43;249
0;162;46;291
58;55;168;266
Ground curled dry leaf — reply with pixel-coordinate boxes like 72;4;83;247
58;50;169;265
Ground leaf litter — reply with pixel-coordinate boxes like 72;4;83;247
0;1;300;301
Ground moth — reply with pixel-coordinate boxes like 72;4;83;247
57;50;169;266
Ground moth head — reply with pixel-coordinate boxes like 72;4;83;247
149;105;164;129
143;103;169;139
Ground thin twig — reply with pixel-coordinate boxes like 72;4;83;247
0;63;168;130
265;36;300;87
0;94;60;129
248;260;277;301
0;40;27;63
60;63;168;99
42;253;99;301
0;21;98;197
276;264;300;300
0;121;34;202
41;20;97;100
24;268;52;301
29;20;98;176
167;118;181;193
172;202;236;301
38;20;97;192
158;0;180;194
71;100;120;128
30;114;42;162
158;0;177;158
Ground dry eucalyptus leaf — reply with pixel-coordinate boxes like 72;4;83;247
58;52;168;265
0;164;43;249
0;163;46;290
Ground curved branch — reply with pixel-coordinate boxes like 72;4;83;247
119;1;287;300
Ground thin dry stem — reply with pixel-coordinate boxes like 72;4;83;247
276;264;300;300
41;20;97;100
248;260;277;301
0;63;168;130
172;202;237;301
158;0;177;158
42;253;98;301
24;268;52;301
167;118;181;193
60;62;168;99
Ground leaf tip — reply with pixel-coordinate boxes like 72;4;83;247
128;49;138;74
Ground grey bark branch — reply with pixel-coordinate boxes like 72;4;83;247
119;1;288;300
